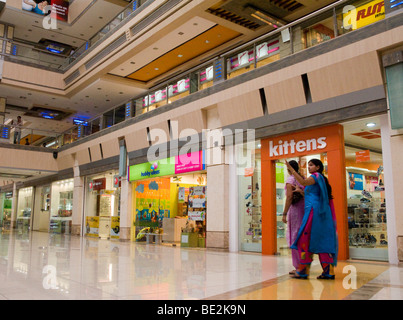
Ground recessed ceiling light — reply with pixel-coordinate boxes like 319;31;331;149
155;68;159;71
178;32;184;35
97;88;102;90
366;122;376;127
153;47;158;50
178;54;183;58
205;40;210;44
130;61;135;64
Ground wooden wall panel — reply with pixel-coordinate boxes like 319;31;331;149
265;76;306;114
89;144;102;162
148;121;170;146
101;138;120;158
308;51;383;103
217;91;264;127
170;110;206;140
75;148;91;166
125;129;149;152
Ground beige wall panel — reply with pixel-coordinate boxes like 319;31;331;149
0;148;58;172
6;0;21;9
170;110;206;140
2;62;64;90
217;91;263;127
57;153;74;171
308;51;383;103
125;129;149;152
148;121;170;146
75;148;91;166
68;0;93;23
89;144;102;162
101;138;120;159
265;76;306;114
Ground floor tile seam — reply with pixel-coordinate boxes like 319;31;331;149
342;283;386;300
202;274;291;300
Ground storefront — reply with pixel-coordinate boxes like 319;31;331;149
238;117;389;262
16;187;34;233
84;171;121;239
128;151;207;247
49;179;73;234
0;191;12;231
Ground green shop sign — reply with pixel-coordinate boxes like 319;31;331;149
128;157;175;181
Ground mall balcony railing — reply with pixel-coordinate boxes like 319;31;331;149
1;0;395;149
0;0;150;71
52;0;391;149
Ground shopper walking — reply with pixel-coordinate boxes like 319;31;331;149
11;116;23;144
286;158;338;280
282;160;305;275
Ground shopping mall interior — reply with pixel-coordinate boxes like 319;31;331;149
0;0;403;301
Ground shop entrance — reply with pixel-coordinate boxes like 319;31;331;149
261;124;349;260
32;185;51;232
128;151;207;247
342;116;388;261
132;173;207;247
84;171;121;239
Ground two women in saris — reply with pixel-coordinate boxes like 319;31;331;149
285;159;338;280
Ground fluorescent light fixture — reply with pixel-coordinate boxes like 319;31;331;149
366;122;376;127
250;10;285;28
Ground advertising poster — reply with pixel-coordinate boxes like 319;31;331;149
111;217;120;239
85;216;99;237
135;178;170;227
22;0;69;21
348;172;364;190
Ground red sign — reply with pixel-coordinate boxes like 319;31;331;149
51;0;69;22
90;178;106;191
356;150;370;163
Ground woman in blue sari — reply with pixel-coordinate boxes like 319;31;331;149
285;159;338;280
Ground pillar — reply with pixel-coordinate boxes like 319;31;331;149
119;153;132;241
205;125;230;250
10;182;17;229
71;157;84;236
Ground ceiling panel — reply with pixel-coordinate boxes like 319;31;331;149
126;25;240;82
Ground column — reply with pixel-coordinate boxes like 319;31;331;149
11;182;17;229
205;125;230;250
119;154;132;241
72;157;84;236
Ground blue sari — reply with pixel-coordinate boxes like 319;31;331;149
290;172;338;266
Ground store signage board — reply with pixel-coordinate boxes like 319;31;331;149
188;211;206;221
89;178;106;191
262;125;342;161
356;150;371;163
343;0;384;30
128;151;205;181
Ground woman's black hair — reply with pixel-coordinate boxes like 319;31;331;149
288;160;299;173
308;158;333;200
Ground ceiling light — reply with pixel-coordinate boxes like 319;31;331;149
205;40;210;44
178;54;183;58
155;68;159;71
247;5;285;28
366;122;376;127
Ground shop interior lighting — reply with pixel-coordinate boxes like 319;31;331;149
366;122;376;127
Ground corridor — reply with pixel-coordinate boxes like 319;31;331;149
0;231;401;300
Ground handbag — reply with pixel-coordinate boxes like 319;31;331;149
291;186;303;204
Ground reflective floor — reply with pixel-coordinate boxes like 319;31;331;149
0;231;402;300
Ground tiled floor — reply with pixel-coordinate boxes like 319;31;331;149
0;231;402;300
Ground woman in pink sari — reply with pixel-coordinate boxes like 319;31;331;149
282;160;305;275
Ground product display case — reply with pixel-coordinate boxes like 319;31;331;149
50;190;73;234
348;195;387;248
